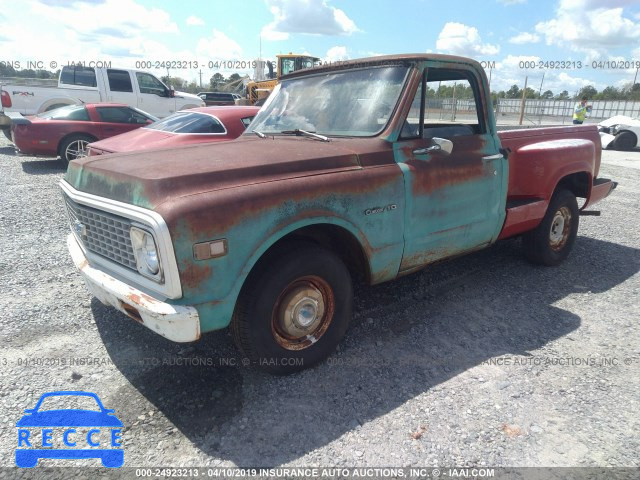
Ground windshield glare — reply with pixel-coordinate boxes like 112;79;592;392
37;104;86;120
247;66;409;137
146;112;225;134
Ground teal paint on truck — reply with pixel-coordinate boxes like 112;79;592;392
61;54;616;372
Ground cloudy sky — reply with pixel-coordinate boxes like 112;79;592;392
1;0;639;94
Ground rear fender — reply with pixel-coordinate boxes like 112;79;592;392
511;138;595;201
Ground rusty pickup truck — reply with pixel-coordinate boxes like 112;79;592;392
61;54;616;373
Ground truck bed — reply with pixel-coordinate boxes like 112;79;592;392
497;124;612;239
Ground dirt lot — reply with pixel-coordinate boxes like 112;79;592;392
0;136;638;476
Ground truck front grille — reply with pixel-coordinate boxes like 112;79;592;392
64;196;137;271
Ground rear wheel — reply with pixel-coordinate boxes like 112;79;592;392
231;243;352;374
611;131;637;151
59;134;95;162
523;189;579;266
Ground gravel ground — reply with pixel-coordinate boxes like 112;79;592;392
0;136;638;476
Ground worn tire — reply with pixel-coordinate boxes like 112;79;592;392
59;134;95;162
611;131;637;151
522;189;579;266
231;243;352;374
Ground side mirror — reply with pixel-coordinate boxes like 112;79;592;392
412;137;453;156
167;86;175;98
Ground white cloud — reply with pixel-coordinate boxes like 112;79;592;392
260;0;359;40
324;46;349;62
436;23;500;56
509;32;540;44
534;0;640;60
0;0;194;73
186;15;205;26
489;55;604;93
31;0;179;34
196;30;243;60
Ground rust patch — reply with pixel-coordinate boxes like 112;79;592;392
180;262;213;290
120;301;143;323
400;135;489;195
162;162;401;239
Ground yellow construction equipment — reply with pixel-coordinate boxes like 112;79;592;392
246;54;320;104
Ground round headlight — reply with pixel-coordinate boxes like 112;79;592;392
142;234;159;274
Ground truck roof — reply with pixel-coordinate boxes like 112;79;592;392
282;53;485;80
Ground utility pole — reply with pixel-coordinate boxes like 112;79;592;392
538;73;545;125
519;76;528;125
198;70;203;89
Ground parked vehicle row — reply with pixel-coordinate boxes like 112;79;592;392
59;53;616;374
0;64;205;139
9;104;156;162
9;105;259;162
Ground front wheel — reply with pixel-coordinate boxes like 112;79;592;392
59;134;95;162
231;243;352;374
522;189;579;266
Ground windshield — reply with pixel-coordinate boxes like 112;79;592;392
247;66;409;137
146;111;226;134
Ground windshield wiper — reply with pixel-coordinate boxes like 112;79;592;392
253;130;266;138
280;129;330;142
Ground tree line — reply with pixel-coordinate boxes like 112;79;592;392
160;72;246;94
491;83;640;102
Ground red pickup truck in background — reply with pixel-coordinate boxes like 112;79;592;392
60;54;616;373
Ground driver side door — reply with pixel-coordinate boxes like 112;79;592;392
395;65;507;273
135;72;175;118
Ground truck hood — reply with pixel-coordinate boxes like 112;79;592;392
65;136;362;209
174;91;203;102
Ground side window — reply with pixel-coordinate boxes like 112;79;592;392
280;58;295;75
59;66;97;87
96;106;149;124
423;69;484;138
106;69;133;92
57;106;90;121
401;68;485;140
241;116;254;128
135;73;167;95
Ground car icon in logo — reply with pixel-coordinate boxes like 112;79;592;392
16;391;123;468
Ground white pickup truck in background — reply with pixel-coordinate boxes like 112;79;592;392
0;65;205;137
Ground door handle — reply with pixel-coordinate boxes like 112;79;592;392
413;145;441;155
482;154;503;162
